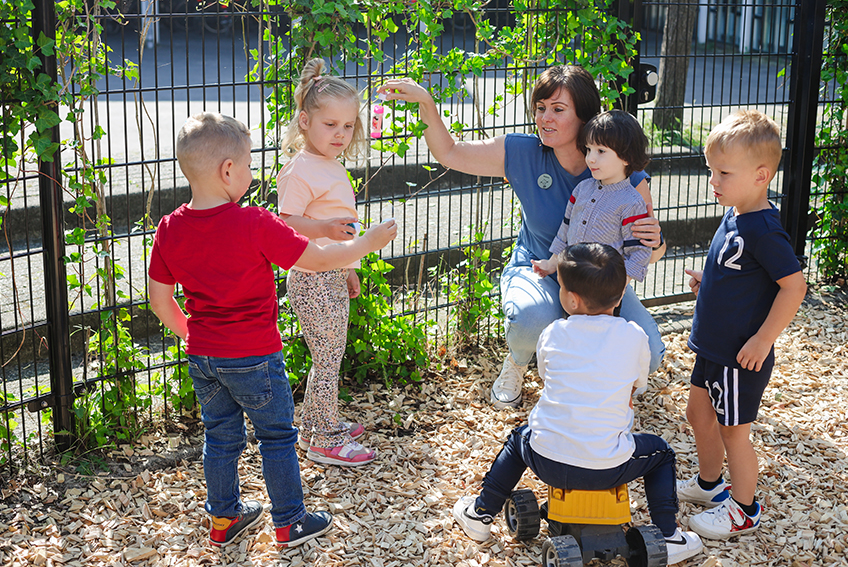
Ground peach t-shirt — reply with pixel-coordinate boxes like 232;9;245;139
276;150;360;271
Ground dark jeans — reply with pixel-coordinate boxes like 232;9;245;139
475;425;679;536
188;351;306;527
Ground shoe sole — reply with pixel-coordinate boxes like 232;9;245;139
277;519;333;548
677;483;730;508
209;510;264;547
306;450;376;467
667;545;704;565
690;523;758;540
678;491;730;508
451;498;491;542
490;389;521;409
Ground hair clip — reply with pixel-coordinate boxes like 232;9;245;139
313;76;328;93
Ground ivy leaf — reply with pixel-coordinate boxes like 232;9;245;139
36;31;55;57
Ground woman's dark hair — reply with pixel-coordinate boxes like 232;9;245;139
531;65;601;127
556;243;627;312
578;110;651;177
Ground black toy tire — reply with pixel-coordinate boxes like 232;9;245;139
542;535;583;567
504;489;540;541
625;524;668;567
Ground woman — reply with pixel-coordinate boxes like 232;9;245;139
379;65;666;408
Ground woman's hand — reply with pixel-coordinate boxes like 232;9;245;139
632;203;662;248
377;77;506;177
377;78;434;105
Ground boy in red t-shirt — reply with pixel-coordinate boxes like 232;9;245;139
148;113;396;548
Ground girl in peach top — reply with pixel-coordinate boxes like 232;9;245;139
276;58;375;466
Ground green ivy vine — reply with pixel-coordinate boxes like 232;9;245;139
809;0;848;284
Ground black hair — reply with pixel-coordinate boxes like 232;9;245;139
578;110;650;177
556;243;627;312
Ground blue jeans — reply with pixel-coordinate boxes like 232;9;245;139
500;251;665;374
188;351;306;528
475;425;679;536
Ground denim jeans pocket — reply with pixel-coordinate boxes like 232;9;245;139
218;360;273;410
188;361;221;406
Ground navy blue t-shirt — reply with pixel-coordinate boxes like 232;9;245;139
503;133;648;264
688;205;801;368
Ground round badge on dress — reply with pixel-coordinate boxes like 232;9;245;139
537;173;553;189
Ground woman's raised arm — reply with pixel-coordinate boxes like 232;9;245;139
378;78;506;178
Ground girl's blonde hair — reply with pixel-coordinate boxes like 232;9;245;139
280;58;366;160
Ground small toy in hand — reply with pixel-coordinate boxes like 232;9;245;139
370;94;387;139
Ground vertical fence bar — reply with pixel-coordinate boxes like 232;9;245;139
31;0;74;452
782;0;826;258
613;0;643;116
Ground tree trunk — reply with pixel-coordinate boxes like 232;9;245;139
653;3;698;131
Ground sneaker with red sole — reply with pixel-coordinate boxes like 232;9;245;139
689;498;760;539
209;500;264;547
298;421;365;450
306;440;376;466
276;511;333;548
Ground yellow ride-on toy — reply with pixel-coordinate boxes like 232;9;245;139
504;484;667;567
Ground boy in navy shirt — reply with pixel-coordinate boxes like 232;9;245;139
679;110;806;539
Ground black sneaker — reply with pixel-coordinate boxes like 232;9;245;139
275;511;333;548
209;500;264;547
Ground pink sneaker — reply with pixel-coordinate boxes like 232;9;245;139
298;421;364;450
307;440;376;466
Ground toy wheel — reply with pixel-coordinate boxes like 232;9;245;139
542;535;583;567
625;524;668;567
505;489;540;541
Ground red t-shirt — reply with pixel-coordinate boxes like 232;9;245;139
148;203;309;357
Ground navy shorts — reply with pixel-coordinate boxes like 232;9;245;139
690;354;773;426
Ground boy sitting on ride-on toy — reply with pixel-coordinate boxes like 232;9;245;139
452;243;702;565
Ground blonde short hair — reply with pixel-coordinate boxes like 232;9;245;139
177;113;251;181
280;58;366;161
704;110;782;177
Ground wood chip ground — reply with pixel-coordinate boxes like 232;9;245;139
1;290;845;567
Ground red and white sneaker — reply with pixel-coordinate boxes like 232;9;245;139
307;440;376;466
689;498;760;540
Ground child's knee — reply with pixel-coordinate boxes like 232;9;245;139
685;390;715;426
717;422;752;446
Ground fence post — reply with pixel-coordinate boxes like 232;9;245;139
611;0;642;116
32;0;75;452
782;0;827;259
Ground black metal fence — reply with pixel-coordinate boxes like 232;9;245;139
0;0;835;471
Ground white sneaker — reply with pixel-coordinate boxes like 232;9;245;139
452;496;494;542
676;474;731;508
664;527;703;564
689;498;760;540
490;354;526;409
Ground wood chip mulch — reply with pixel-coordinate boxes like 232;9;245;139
0;289;846;567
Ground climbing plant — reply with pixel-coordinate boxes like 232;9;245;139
809;0;848;284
